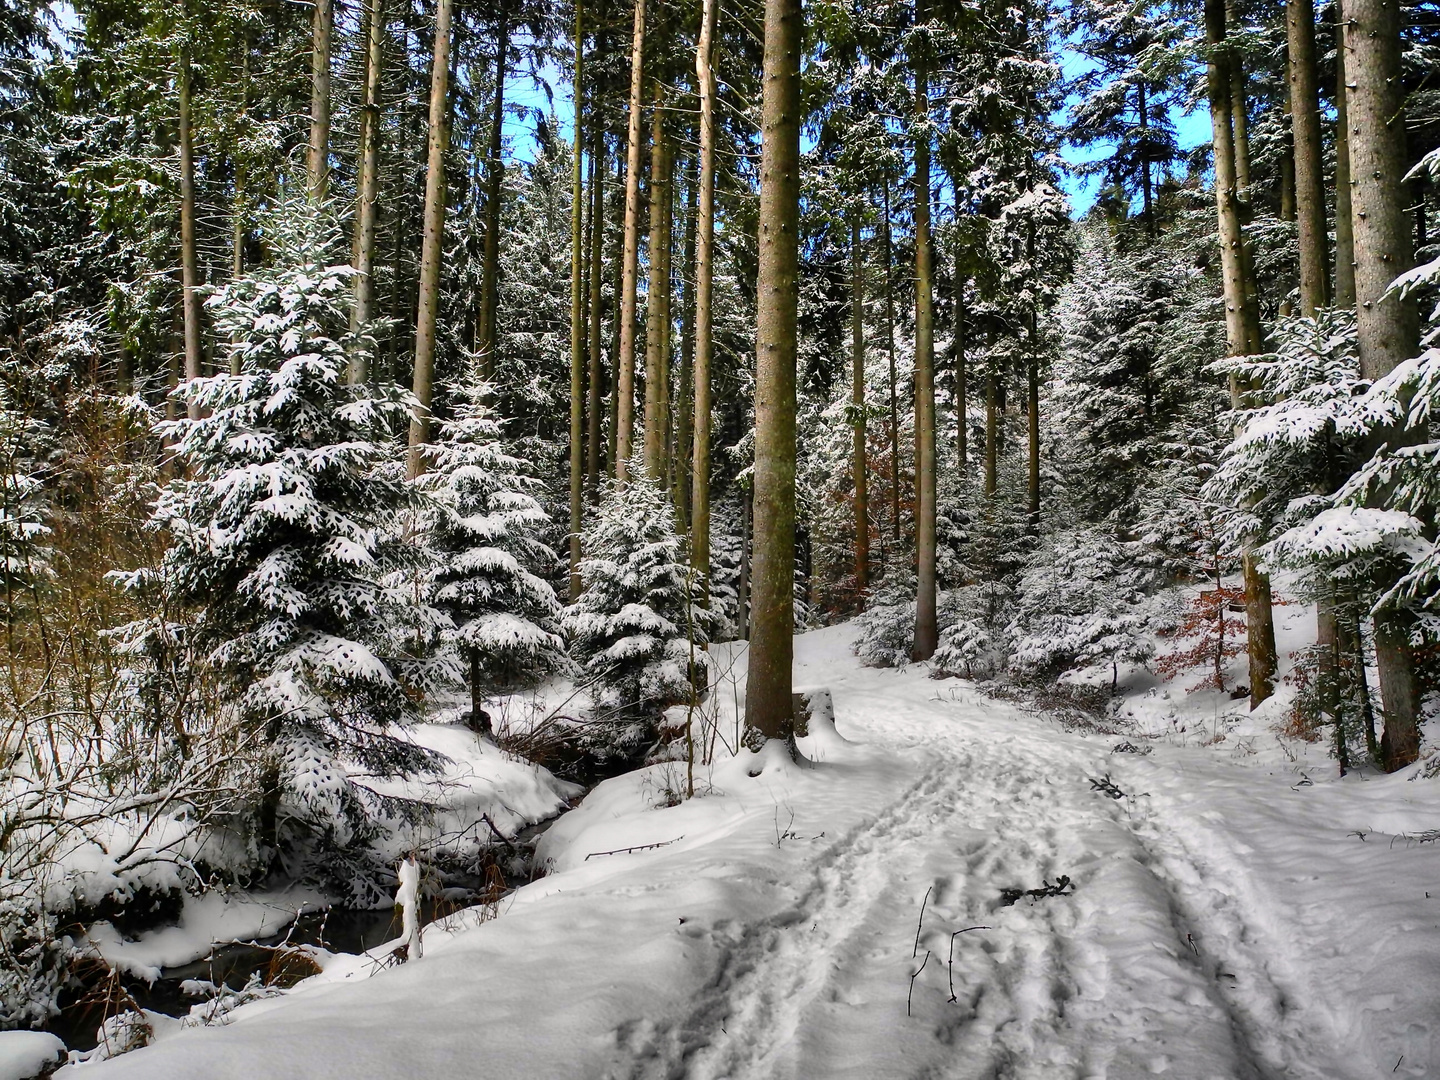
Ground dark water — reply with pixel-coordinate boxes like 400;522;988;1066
51;813;568;1053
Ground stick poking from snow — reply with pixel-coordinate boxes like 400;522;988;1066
584;836;684;860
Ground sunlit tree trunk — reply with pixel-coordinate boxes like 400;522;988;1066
744;0;803;752
912;8;937;661
851;217;868;595
1333;2;1356;308
675;155;697;532
615;0;647;481
644;85;671;484
350;0;385;383
179;25;201;419
691;0;717;593
568;0;586;600
477;4;510;382
1287;0;1328;314
406;0;452;478
586;123;605;499
308;0;333;201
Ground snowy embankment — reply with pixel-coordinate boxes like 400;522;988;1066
74;624;1440;1080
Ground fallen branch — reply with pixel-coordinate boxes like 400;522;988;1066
584;836;684;861
913;885;932;958
1000;876;1074;907
908;950;930;1017
946;926;991;1002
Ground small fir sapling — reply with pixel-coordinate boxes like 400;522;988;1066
415;374;565;735
128;198;445;879
562;478;713;763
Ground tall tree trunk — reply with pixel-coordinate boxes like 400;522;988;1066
1206;0;1276;707
954;255;966;470
1226;0;1252;196
477;5;510;382
615;0;647;481
912;11;937;662
1287;0;1328;314
1333;0;1356;308
1137;80;1154;235
1027;318;1040;521
883;178;900;544
568;0;587;600
644;85;671;484
586;125;606;499
178;28;202;419
231;34;249;374
984;362;997;499
743;0;802;752
350;0;385;384
691;0;717;592
609;188;622;475
406;0;452;479
851;216;868;596
675;155;697;532
1346;0;1422;770
308;0;333;201
738;488;750;638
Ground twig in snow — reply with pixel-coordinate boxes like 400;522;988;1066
773;806;798;847
908;950;930;1016
913;886;932;957
584;836;684;860
1000;876;1073;907
481;813;517;849
946;926;990;1002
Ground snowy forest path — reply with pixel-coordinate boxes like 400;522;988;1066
607;633;1375;1080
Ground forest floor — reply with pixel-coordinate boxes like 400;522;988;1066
71;623;1440;1080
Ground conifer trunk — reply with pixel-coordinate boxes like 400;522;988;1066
675;158;697;532
954;248;966;470
912;10;937;662
883;179;900;544
1226;0;1252;195
1287;0;1328;314
308;0;333;201
1027;326;1040;521
406;0;452;479
984;364;997;499
691;0;717;591
851;217;868;595
644;86;671;484
179;28;202;419
477;5;510;382
1346;0;1421;769
350;0;385;384
586;125;606;499
568;0;586;600
1333;5;1356;308
615;0;647;481
744;0;802;750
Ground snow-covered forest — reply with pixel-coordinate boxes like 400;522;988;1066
1;0;1439;1072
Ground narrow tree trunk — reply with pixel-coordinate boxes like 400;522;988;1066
568;0;587;600
1137;80;1154;234
984;364;997;499
1333;0;1356;308
675;156;697;532
644;85;671;483
883;178;900;544
609;191;622;475
1027;326;1040;521
615;0;647;481
691;0;717;591
308;0;333;201
912;11;937;662
477;5;510;382
406;0;452;479
738;488;750;639
1226;0;1252;196
231;34;249;375
1346;0;1421;769
851;216;868;596
586;124;606;499
744;0;802;750
350;0;385;383
1287;0;1328;314
954;249;966;471
178;28;202;420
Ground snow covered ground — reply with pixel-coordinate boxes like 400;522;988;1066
70;623;1440;1079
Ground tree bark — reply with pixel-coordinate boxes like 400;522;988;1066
644;84;671;484
691;0;717;593
308;0;333;201
568;0;587;600
882;178;900;544
178;26;202;419
406;0;452;479
1287;0;1328;314
912;10;937;662
851;216;868;595
675;155;697;532
744;0;802;750
954;247;966;471
615;0;647;482
984;363;997;499
1225;0;1252;196
1333;0;1356;308
586;123;606;499
1346;0;1422;769
1027;325;1040;521
350;0;385;384
477;5;510;382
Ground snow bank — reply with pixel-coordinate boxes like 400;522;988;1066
0;1032;64;1080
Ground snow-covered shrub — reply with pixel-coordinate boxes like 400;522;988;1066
853;574;919;668
1009;529;1158;684
563;478;711;765
932;619;991;679
416;375;565;731
0;372;50;596
135;199;444;877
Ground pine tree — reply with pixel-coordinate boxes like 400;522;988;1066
417;377;566;735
